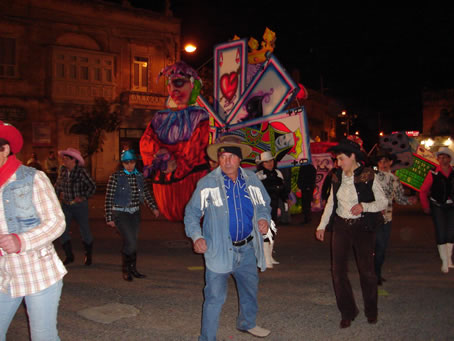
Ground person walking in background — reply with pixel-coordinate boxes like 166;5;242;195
373;151;417;285
185;135;272;340
26;152;42;171
297;163;316;224
105;150;159;281
419;146;454;273
315;139;387;328
55;148;96;266
0;121;67;340
45;150;59;184
255;151;287;268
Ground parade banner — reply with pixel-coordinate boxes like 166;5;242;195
395;153;437;191
311;153;334;211
214;39;248;122
220;106;311;168
226;55;298;125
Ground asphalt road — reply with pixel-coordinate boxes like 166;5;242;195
6;194;454;341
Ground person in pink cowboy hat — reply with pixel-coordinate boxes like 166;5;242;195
0;121;67;340
55;147;96;266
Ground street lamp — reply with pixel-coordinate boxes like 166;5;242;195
183;43;197;54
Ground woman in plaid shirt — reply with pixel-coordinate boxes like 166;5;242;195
55;148;96;266
105;150;159;281
0;121;67;340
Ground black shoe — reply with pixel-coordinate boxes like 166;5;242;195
340;309;359;329
62;241;74;265
340;319;352;328
129;253;146;278
367;317;378;324
83;242;93;266
377;278;383;286
122;253;133;282
63;255;74;265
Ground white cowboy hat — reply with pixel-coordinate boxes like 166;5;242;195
255;151;274;164
435;147;454;165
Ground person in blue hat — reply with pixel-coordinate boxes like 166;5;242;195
105;149;159;281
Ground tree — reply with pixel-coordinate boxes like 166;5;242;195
70;97;122;174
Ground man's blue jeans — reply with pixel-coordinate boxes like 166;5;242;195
0;280;63;341
374;221;392;280
200;242;259;341
60;201;93;244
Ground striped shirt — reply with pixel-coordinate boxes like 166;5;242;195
105;170;157;222
55;165;96;202
0;169;67;297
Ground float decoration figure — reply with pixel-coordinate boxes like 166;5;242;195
140;62;210;221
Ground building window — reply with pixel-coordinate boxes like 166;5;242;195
52;47;115;102
53;48;114;84
132;57;148;91
0;37;17;78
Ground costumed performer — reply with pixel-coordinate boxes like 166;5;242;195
140;61;210;221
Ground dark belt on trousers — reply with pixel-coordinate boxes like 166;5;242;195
232;235;253;247
335;215;362;226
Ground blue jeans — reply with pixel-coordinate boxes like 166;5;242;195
0;280;63;341
200;243;259;341
374;221;392;280
60;201;93;244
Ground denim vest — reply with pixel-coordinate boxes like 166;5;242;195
3;166;41;233
113;171;145;207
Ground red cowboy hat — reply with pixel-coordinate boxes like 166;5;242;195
0;121;23;154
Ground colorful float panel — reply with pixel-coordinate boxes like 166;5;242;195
311;153;334;211
221;106;311;168
395;153;437;191
214;39;248;122
226;54;298;125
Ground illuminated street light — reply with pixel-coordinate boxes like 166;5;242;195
184;43;197;53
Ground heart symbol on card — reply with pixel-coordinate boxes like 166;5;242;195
220;72;238;102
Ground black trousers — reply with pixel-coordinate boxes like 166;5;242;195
113;210;141;255
331;215;377;320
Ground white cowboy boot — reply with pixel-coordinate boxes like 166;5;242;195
263;242;273;269
437;244;449;273
270;242;280;265
447;243;454;268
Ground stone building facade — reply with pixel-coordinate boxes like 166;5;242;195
0;0;180;181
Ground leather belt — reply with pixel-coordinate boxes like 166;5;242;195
232;235;253;247
335;215;362;226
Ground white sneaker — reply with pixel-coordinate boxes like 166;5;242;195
246;326;271;338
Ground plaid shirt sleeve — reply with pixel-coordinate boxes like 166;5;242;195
143;177;157;210
80;167;96;199
19;171;66;252
105;172;118;222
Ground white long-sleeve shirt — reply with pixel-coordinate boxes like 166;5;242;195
317;171;387;231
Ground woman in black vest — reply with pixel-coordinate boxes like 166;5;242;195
419;147;454;273
105;150;159;281
315;139;387;329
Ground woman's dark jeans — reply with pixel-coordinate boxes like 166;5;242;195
430;203;454;245
113;210;141;255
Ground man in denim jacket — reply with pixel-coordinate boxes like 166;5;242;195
185;136;272;341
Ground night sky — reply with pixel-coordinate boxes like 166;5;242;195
122;1;454;147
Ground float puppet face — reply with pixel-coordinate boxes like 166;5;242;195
167;76;193;109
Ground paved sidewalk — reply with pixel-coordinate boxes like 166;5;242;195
6;195;454;340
